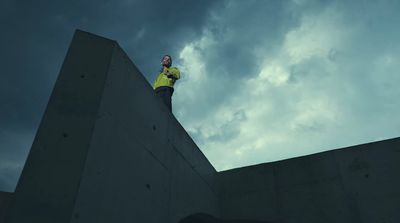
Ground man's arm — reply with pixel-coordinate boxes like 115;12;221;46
164;67;180;80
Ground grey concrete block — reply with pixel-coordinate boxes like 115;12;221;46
0;192;13;223
218;138;400;223
6;30;219;223
7;30;116;223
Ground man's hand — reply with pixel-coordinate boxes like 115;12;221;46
163;67;174;79
163;66;169;74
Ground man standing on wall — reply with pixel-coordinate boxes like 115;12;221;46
153;55;181;112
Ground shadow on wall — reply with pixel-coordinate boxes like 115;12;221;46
178;213;273;223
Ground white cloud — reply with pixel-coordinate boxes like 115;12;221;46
284;9;349;64
173;30;215;119
173;1;400;171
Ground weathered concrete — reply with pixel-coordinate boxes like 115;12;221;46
218;137;400;223
6;30;219;223
0;192;13;223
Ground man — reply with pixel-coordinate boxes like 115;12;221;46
153;55;181;112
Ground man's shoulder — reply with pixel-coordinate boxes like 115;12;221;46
170;66;180;71
169;67;180;74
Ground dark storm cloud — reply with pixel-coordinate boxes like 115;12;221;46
0;130;31;192
0;0;218;191
200;1;294;79
174;1;301;123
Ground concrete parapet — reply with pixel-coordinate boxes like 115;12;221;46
0;192;13;223
6;30;219;223
218;137;400;223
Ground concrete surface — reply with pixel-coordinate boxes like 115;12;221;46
0;192;13;223
218;137;400;223
5;30;219;223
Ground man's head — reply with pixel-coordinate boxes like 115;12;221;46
161;55;172;68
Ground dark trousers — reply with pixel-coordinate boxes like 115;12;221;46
155;86;174;112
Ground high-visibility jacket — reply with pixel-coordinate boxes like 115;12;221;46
153;67;181;90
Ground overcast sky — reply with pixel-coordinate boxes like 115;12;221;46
1;0;399;192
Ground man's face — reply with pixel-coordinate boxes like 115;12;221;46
162;56;172;67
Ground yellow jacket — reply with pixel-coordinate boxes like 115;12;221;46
153;67;181;89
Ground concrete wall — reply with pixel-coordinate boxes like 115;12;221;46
218;137;400;223
0;192;13;223
6;30;219;223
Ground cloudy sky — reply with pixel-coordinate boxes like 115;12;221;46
1;0;399;192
